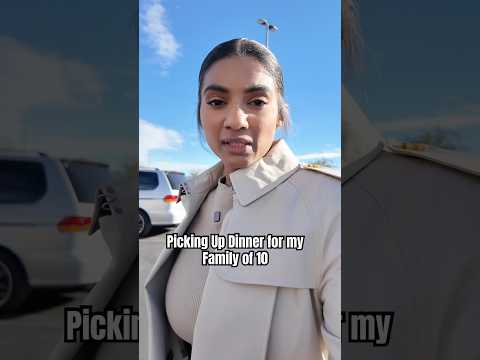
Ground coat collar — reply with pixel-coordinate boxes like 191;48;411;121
185;139;299;207
230;139;299;206
342;141;384;184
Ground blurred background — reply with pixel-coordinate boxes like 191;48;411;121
343;0;480;154
0;1;138;358
342;0;480;358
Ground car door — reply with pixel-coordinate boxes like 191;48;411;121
139;171;169;224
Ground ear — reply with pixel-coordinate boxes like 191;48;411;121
277;101;289;128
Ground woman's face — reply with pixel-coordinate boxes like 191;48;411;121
200;56;280;176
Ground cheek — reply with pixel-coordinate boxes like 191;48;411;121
200;107;221;142
256;110;278;137
260;124;277;141
252;121;276;151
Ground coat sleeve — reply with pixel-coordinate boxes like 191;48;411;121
143;248;177;360
317;210;341;360
144;265;169;360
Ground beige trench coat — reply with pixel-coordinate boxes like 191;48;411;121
144;139;341;360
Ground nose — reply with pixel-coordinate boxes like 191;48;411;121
224;105;249;130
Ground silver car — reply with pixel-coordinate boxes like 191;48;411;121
138;168;187;237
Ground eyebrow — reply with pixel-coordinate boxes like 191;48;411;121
203;84;272;95
245;84;271;94
203;84;228;95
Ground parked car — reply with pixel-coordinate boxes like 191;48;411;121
138;167;187;237
0;150;112;313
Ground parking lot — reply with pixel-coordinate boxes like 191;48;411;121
140;225;170;252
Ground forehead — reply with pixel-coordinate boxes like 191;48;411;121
202;56;275;92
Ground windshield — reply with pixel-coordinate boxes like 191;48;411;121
139;171;159;190
62;160;110;203
0;160;47;203
165;171;186;190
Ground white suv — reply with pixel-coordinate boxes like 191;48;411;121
138;168;187;237
0;150;111;313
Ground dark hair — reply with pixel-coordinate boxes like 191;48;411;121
196;38;290;134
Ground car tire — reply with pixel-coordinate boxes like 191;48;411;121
138;209;152;238
0;250;31;314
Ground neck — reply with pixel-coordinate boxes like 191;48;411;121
221;172;232;186
221;163;237;185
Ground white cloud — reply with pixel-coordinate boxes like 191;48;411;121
140;0;180;70
139;118;183;165
297;149;341;161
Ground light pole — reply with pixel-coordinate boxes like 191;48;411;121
256;18;278;48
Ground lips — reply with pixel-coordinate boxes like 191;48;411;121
221;137;253;146
221;137;253;155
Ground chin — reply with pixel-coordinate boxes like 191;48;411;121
223;157;253;172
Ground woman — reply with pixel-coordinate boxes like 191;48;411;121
145;38;341;360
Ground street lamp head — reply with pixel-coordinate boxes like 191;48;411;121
257;18;267;26
268;24;278;32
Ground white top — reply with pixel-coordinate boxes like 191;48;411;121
165;177;234;344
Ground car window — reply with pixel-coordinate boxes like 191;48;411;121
165;171;186;190
0;160;47;203
62;161;111;203
139;171;159;190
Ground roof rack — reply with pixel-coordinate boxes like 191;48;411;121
0;148;48;158
139;166;160;171
60;158;109;167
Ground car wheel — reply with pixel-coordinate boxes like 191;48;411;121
0;251;31;314
138;210;152;238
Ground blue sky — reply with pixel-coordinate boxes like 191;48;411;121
139;0;341;173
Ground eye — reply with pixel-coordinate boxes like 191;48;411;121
249;99;267;108
207;99;225;108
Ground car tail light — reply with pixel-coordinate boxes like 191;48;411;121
163;195;178;203
57;216;92;232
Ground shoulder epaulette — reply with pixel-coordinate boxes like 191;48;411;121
385;140;480;177
300;163;341;180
